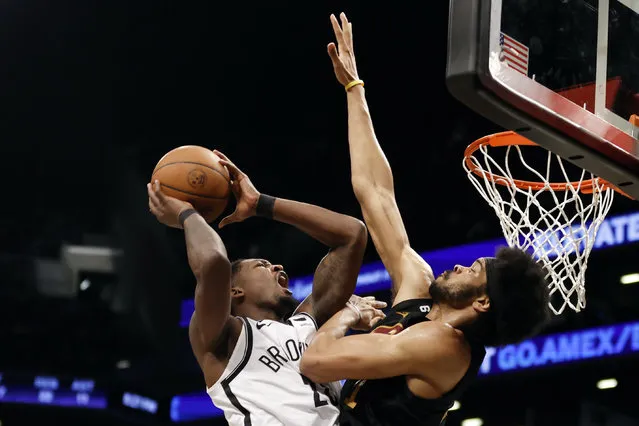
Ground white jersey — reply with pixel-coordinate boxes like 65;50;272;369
207;312;341;426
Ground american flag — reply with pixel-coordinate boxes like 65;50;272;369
500;32;529;75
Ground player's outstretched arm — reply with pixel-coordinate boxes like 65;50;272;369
328;13;434;304
148;181;235;357
300;299;468;385
214;151;367;327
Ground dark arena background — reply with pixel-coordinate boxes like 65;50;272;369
1;1;639;426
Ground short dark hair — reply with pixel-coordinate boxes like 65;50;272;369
230;259;246;285
479;247;551;346
229;259;246;316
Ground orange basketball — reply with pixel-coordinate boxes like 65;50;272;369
151;146;231;223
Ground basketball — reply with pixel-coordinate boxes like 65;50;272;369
151;146;231;223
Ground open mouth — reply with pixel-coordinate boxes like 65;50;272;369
277;271;289;289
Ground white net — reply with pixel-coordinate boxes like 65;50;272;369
464;136;615;315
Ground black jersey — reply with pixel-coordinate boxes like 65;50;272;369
339;299;486;426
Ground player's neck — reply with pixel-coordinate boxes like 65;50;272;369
428;302;476;329
235;305;282;322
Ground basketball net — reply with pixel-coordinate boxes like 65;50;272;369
464;132;616;315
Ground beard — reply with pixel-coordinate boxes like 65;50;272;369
273;294;301;321
430;277;480;309
429;279;450;304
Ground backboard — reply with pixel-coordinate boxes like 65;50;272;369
446;0;639;200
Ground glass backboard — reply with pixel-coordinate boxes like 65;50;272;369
494;0;638;138
447;0;639;199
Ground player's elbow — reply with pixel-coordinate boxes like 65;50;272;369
351;174;370;196
351;171;394;198
299;354;318;381
351;178;394;207
351;175;377;201
346;219;368;250
299;353;334;384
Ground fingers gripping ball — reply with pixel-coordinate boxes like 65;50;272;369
152;146;231;223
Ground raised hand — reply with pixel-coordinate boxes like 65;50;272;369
214;150;261;229
346;295;387;331
148;180;194;229
328;13;360;87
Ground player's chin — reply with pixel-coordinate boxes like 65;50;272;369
282;293;299;306
277;293;300;316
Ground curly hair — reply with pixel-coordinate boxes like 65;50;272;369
477;247;551;346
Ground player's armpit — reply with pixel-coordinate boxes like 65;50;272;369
300;321;467;384
392;247;436;305
189;311;242;387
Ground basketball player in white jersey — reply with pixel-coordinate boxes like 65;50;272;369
147;150;385;426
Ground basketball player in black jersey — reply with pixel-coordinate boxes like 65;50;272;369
300;14;551;426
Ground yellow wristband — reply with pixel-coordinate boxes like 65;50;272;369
345;79;364;92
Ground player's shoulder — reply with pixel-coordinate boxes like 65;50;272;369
409;320;466;340
287;311;319;330
402;321;469;355
401;321;474;389
246;312;318;333
189;313;244;387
